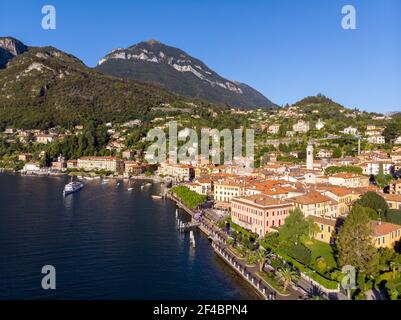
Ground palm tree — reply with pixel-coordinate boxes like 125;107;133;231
256;249;266;273
246;252;257;266
278;266;297;292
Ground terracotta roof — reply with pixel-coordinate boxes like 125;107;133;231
79;156;119;161
371;221;401;237
317;185;361;197
309;216;337;227
382;194;401;202
232;194;291;208
288;191;336;205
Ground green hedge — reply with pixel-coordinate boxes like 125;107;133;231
386;209;401;226
279;251;339;290
282;244;312;265
171;186;207;210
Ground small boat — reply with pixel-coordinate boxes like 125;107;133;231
140;184;144;190
93;176;101;180
128;187;133;191
145;182;152;186
85;176;94;181
77;176;83;179
63;180;84;196
152;195;162;199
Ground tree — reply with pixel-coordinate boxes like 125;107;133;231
278;266;297;292
256;249;266;273
280;208;310;245
336;204;379;275
383;121;401;145
332;147;342;158
307;217;320;239
246;252;257;266
357;192;389;216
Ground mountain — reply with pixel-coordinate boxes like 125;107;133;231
0;37;193;129
0;37;28;68
95;40;275;109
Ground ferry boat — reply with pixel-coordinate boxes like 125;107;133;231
63;180;84;196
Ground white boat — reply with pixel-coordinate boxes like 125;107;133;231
85;177;94;181
152;195;162;199
145;183;152;186
140;185;144;190
77;176;83;179
63;181;84;196
128;187;133;191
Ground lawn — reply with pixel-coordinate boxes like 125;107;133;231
303;239;337;269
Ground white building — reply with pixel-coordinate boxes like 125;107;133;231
343;126;358;135
23;162;41;172
268;124;280;135
367;135;386;145
293;120;310;133
317;149;333;159
362;161;393;175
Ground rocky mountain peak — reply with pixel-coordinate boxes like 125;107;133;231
95;40;276;108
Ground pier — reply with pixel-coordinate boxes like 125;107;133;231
167;192;301;300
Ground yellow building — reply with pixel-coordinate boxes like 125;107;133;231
309;216;340;244
328;173;369;188
77;156;124;173
214;179;248;202
382;194;401;210
287;191;339;219
371;221;401;249
310;217;401;250
317;186;361;216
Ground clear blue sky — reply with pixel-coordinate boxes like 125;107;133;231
1;0;400;112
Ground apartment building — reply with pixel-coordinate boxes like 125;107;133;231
293;120;310;133
328;173;370;188
231;194;294;237
389;180;401;195
214;179;248;202
156;162;195;182
382;194;401;210
371;221;401;249
287;191;338;219
77;156;124;173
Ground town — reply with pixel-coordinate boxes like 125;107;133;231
1;96;401;300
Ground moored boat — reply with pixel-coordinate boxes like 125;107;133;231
63;180;84;196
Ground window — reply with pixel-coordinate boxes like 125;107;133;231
321;224;324;231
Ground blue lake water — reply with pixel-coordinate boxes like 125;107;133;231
0;173;258;299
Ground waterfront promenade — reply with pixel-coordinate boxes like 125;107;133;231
168;193;303;300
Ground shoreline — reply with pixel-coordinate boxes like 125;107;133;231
1;169;166;183
166;193;281;301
